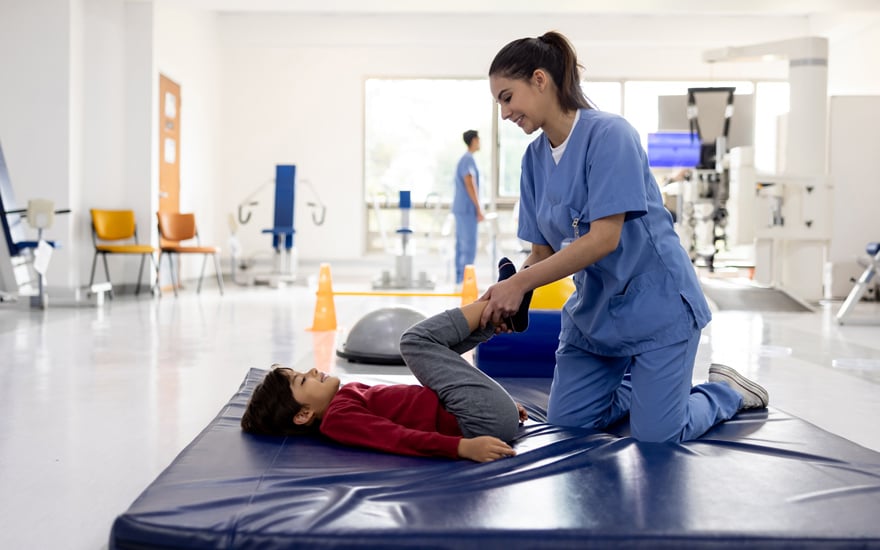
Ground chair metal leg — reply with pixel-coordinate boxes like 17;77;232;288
169;253;179;297
135;254;146;295
198;254;208;294
158;252;169;297
89;252;98;288
101;253;114;299
153;253;162;298
213;253;224;296
32;270;46;310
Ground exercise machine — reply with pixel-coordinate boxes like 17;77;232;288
231;164;326;288
373;190;435;290
0;141;84;307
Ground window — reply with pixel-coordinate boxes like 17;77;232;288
497;81;622;199
584;81;623;115
623;80;788;172
363;78;789;252
364;79;495;252
624;80;756;149
364;79;493;205
496;111;535;200
753;82;790;174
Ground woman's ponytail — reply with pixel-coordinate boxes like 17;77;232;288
537;32;591;110
489;31;592;111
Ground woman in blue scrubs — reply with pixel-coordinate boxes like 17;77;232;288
480;31;769;443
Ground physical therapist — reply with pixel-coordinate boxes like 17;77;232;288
480;31;769;443
452;129;484;285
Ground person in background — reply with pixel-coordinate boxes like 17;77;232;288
452;129;484;285
479;31;768;443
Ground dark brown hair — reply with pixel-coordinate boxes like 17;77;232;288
240;367;318;436
489;31;593;111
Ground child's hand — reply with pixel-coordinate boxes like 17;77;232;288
457;436;516;462
516;403;528;422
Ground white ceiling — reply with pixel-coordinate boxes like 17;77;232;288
165;0;880;17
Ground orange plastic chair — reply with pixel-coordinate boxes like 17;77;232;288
89;209;158;297
156;212;224;296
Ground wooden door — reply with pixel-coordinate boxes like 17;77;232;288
158;74;181;227
158;75;181;289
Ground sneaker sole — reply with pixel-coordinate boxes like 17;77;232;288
709;364;769;407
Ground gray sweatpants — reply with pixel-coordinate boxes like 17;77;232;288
398;308;520;442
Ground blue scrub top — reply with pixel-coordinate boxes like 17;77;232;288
517;109;711;356
452;152;479;215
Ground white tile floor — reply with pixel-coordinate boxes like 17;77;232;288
1;258;879;549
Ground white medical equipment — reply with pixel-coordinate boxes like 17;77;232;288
704;37;833;302
652;88;756;270
373;190;434;290
230;166;325;288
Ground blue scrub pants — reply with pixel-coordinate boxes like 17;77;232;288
547;327;743;443
454;213;478;284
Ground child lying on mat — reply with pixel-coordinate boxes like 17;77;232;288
241;258;533;463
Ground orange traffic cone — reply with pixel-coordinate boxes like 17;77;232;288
308;263;337;331
461;264;478;305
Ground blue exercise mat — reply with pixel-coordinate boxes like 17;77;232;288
110;368;880;549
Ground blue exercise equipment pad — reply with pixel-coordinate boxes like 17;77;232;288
474;309;561;378
110;368;880;549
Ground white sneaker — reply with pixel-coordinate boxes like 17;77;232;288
708;364;769;410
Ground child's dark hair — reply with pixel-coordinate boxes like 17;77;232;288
489;31;593;111
241;367;317;436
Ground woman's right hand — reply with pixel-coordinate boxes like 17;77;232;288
479;277;526;329
457;436;516;462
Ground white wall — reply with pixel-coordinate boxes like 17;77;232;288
0;0;74;287
0;0;152;290
216;13;803;263
77;0;139;288
813;13;880;296
814;12;880;96
827;96;880;296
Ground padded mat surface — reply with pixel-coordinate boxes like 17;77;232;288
110;369;880;549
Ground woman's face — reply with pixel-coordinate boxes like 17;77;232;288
490;71;548;135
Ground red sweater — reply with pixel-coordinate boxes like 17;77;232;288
318;382;463;459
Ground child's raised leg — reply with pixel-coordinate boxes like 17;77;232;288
399;304;520;442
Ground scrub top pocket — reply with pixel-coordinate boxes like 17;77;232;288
607;270;688;348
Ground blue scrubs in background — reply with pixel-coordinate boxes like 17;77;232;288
452;151;480;284
517;109;742;443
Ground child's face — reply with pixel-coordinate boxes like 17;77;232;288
281;367;340;423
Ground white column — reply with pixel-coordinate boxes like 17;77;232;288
784;55;828;176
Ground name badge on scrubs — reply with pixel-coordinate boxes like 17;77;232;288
561;217;580;249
